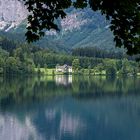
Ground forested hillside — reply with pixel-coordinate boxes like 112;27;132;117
0;37;139;76
0;0;117;52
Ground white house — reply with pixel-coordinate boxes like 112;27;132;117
56;64;72;73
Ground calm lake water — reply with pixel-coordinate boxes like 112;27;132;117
0;75;140;140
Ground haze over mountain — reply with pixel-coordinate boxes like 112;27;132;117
0;0;116;52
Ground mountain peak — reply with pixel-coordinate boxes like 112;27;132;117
0;0;27;31
0;0;115;52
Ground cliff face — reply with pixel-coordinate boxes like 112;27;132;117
0;0;27;31
0;0;107;33
0;1;114;51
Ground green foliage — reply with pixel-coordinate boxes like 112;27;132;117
116;60;123;71
106;66;117;76
0;37;36;75
72;47;124;59
22;0;140;55
0;37;17;55
95;63;104;73
72;59;80;72
0;36;139;76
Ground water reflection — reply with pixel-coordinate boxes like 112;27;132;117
0;76;140;140
0;114;43;140
55;75;72;86
59;112;85;137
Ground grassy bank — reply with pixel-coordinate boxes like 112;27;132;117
35;68;140;76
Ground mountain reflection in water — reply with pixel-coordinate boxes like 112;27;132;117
0;76;140;140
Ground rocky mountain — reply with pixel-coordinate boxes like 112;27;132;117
0;0;116;52
0;0;27;31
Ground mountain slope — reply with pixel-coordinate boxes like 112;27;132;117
0;0;116;52
0;0;27;31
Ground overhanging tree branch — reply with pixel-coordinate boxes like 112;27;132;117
21;0;140;55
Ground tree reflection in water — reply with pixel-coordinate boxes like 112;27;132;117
0;76;140;140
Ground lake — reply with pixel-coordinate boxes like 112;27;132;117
0;75;140;140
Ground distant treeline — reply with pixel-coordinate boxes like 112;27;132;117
72;47;138;60
0;36;140;75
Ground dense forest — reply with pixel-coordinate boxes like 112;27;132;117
0;36;139;76
72;47;124;59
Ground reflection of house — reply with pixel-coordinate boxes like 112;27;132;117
56;64;72;73
55;75;72;86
